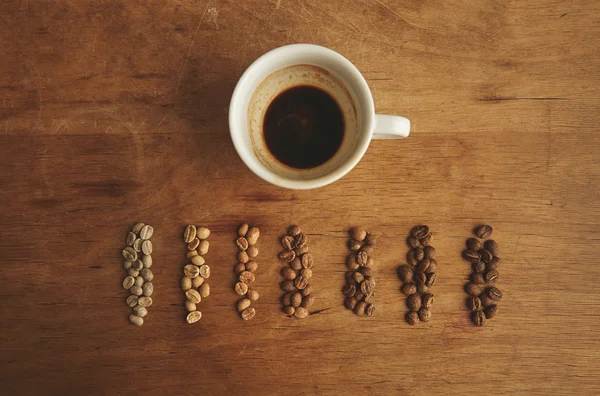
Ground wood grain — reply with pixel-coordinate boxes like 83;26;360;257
1;0;599;394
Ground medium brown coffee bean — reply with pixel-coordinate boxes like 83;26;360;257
364;233;376;246
294;276;308;290
407;236;421;249
185;300;197;312
184;264;200;279
126;232;136;246
139;225;154;240
354;301;367;316
294;233;307;248
484;240;499;257
290;291;302;307
475;224;493;239
344;296;358;310
301;253;313;269
359;267;373;277
246;227;260;245
283;306;295;315
348;239;362;251
463;250;481;263
183;225;196;243
237;298;251;312
242;307;256;320
365;303;375;316
465;283;482;296
281;280;295;292
401;283;417;296
198;240;209;255
142;282;153;297
412;225;430;239
357;251;368;266
354;291;364;300
123;276;135;289
347;254;360;270
133;306;148;318
485;270;499;284
414;271;427;285
196;227;210;240
129;314;144;326
181;276;192;291
407;293;422;311
487;286;502;301
398;265;414;282
364;292;375;303
466;238;482;251
353;272;365;284
486;257;501;271
301;284;312;297
245;261;259;273
360;245;374;256
281;292;292;306
186;289;201;304
416;258;430;273
281;267;297;280
472;310;485;326
423;246;436;259
187;311;202;324
140;268;154;282
187;238;200;251
132;222;145;234
479;249;493;263
407;250;418;266
479;293;494;307
281;236;295;250
425;273;437;287
467;296;482;311
288;225;301;236
126;295;139;307
420;234;432;246
471;270;486;283
234;262;246;275
199;283;210;298
192;276;204;288
295;245;309;256
414;248;425;261
290;257;303;271
122;247;138;262
485;304;499;319
422;293;435;309
418;307;431;322
301;295;315;308
300;268;312;279
361;279;375;294
235;237;249;251
472;261;486;273
247;288;259;302
138;296;153;307
247;245;259;258
239;271;255;284
345;271;355;284
238;223;249;237
279;250;295;262
349;227;367;241
238;250;249;264
235;282;248;296
426;258;438;274
294;307;309;319
406;311;419;325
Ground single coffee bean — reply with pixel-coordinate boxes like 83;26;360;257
281;267;297;280
279;249;296;262
123;276;135;289
364;233;377;246
423;246;436;259
281;280;295;292
132;222;145;234
354;291;364;300
132;277;143;286
138;296;153;307
234;262;246;275
294;276;308;290
486;257;501;271
418;307;431;322
398;265;414;283
416;258;430;273
425;273;437;287
246;227;260;245
186;289;201;304
345;271;355;284
295;245;309;256
141;240;152;255
126;295;138;307
348;239;362;251
294;233;307;248
187;311;202;324
365;303;375;316
133;306;148;318
414;271;427;285
463;250;481;263
472;310;485;326
359;267;373;277
407;293;422;311
350;227;367;241
133;239;143;252
426;259;438;274
294;307;309;318
185;300;197;312
301;253;313;269
301;284;312;297
353;272;365;284
130;285;143;296
467;296;482;311
198;265;210;279
472;271;486;284
199;283;210;298
129;314;143;326
236;237;249;251
192;276;204;288
247;288;259;302
484;240;499;257
187;238;200;251
422;293;435;309
479;249;493;263
466;238;482;251
290;257;303;271
238;223;249;237
301;295;315;308
420;234;432;246
412;225;430;239
347;254;360;270
245;261;259;272
300;268;312;279
281;235;294;250
142;282;153;296
126;232;136;246
360;245;374;255
357;251;369;266
472;261;486;273
133;260;143;271
344;297;358;310
288;225;301;236
354;301;367;316
414;248;425;261
465;283;482;296
361;279;375;294
487;286;503;301
141;255;152;268
290;291;302;307
184;264;200;278
139;225;154;240
237;298;251;312
407;250;418;266
181;276;192;291
242;307;256;320
128;268;139;278
475;224;493;239
238;250;249;264
198;240;209;255
364;292;375;303
485;269;499;284
239;271;255;284
196;227;210;240
485;304;499;319
283;306;295;315
401;283;417;296
406;311;419;325
123;260;133;270
235;282;248;295
282;292;292;306
247;246;259;258
122;247;138;262
183;225;196;243
407;236;421;249
140;268;154;282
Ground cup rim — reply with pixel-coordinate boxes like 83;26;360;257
229;43;375;190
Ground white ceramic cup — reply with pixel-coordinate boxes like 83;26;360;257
229;44;410;189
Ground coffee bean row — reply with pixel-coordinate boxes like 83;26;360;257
279;225;314;319
234;223;260;320
121;223;155;326
463;224;502;326
181;225;211;324
342;227;376;316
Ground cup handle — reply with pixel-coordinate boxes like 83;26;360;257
373;114;410;139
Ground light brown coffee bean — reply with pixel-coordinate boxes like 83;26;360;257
290;291;302;307
242;307;256;320
344;296;358;310
281;236;295;250
192;276;204;288
347;254;360;270
424;246;436;259
301;253;313;269
294;233;307;248
130;285;143;296
422;293;435;309
301;284;312;297
426;258;437;273
475;224;493;239
186;289;201;304
425;273;437;287
418;307;431;322
187;238;200;251
353;271;365;284
407;293;422;311
246;227;260;245
126;232;136;246
350;227;367;241
343;283;356;297
129;314;144;326
128;268;139;277
465;283;482;296
237;250;249;264
283;306;295;315
366;257;375;267
401;283;417;296
185;300;197;312
123;276;135;289
238;223;249;237
295;245;309;256
473;310;485;326
301;295;315;308
406;311;419;325
183;225;196;243
348;239;362;251
294;307;309;319
236;237;249;251
364;291;375;303
467;296;482;311
281;280;296;292
354;301;367;316
138;296;153;307
126;295;138;307
279;249;295;262
239;271;255;284
134;276;144;287
247;288;259;302
294;276;308;290
361;279;375;294
184;264;200;278
187;311;202;324
360;245;374;255
198;265;211;279
139;225;154;240
359;267;373;277
290;257;303;271
281;292;292;306
234;262;246;275
181;276;192;291
198;240;209;255
412;225;430;239
245;261;259;272
300;268;312;279
122;247;138;262
123;260;133;270
364;233;377;246
247;246;259;258
288;225;301;237
235;282;248;296
196;227;210;240
133;306;148;318
357;251;368;266
132;222;145;234
140;268;153;281
281;267;297;280
237;298;251;312
141;240;152;255
365;303;375;317
199;282;210;298
485;304;499;319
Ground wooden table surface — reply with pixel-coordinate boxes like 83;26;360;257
1;0;599;394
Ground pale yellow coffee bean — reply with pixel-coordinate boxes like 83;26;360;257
132;222;145;234
185;300;197;312
234;262;246;275
129;314;143;326
133;238;142;252
238;223;249;237
186;289;201;304
122;247;137;262
198;240;209;255
245;261;259;272
199;283;210;298
186;250;198;260
191;255;205;266
181;276;192;291
142;255;152;268
134;276;144;287
187;311;202;324
126;295;138;307
130;285;143;296
140;268;154;281
235;282;248;296
183;225;196;243
123;276;135;289
192;276;204;288
126;232;136;246
199;265;211;278
247;246;259;258
241;307;256;320
141;240;153;255
246;227;260;245
196;227;210;240
238;250;249;264
187;237;200;250
142;282;153;296
184;264;200;278
133;306;147;318
128;268;139;277
132;260;143;271
247;288;259;302
237;298;251;312
123;260;133;270
138;296;153;307
139;225;154;240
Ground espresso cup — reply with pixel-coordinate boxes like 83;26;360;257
229;44;410;189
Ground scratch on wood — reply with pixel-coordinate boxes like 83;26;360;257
176;2;211;93
373;0;424;30
478;96;568;102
